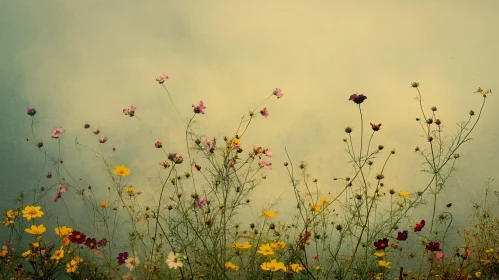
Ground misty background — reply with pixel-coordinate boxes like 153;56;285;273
1;0;499;255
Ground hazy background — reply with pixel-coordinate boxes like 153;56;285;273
1;0;498;253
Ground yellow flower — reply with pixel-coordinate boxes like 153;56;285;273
475;271;481;278
6;210;19;219
262;210;276;219
51;247;64;261
289;263;304;273
231;138;241;145
55;226;73;237
100;201;109;208
257;244;275;256
270;241;286;249
314;265;321;270
312;204;321;212
32;242;40;248
374;251;386;257
22;206;44;221
25;224;47;235
397;202;405;208
378;260;391;268
225;261;239;271
22;250;31;259
125;187;134;196
485;248;494;253
319;198;330;205
113;165;131;176
3;218;13;226
375;273;384;280
0;249;8;257
261;259;286;272
398;191;411;199
232;241;252;249
66;259;78;273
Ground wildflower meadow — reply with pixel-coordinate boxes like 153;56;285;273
1;77;497;280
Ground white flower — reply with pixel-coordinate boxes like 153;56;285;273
166;251;184;269
125;256;140;271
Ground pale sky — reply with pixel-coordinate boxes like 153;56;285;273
1;1;498;245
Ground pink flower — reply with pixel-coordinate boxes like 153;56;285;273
260;107;269;118
227;159;236;168
52;184;69;202
258;160;272;168
273;88;283;99
155;141;162;148
435;252;445;261
467;249;472;257
192;100;206;114
93;128;101;135
51;127;64;138
196;198;206;209
204;138;216;152
311;255;319;262
98;136;109;143
123;106;136;117
27;108;37;116
156;74;169;84
264;148;272;157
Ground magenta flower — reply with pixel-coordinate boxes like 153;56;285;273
349;93;367;104
123;105;136;117
194;163;201;171
155;141;162;148
98;136;109;143
51;127;64;138
156;74;169;84
414;220;426;232
258;160;272;168
396;230;408;241
370;123;382;131
93;127;101;135
435;252;445;261
117;252;129;265
46;172;52;179
374;238;389;250
196;198;206;209
273;88;284;99
27;108;37;116
264;148;272;157
192;100;206;114
425;241;442;252
260;107;269;118
204;138;216;153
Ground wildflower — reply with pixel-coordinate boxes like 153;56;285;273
349;93;367;104
273;88;284;99
262;210;277;218
204;138;216;152
270;241;286;249
123;105;136;117
125;187;134;196
425;241;442;252
93;128;100;134
154;141;162;148
261;259;286;271
467;249;472;257
396;230;408;241
225;261;239;271
160;161;171;168
264;148;272;157
374;238;389;250
192;100;206;114
156;74;168;84
51;246;64;261
66;259;79;273
166;251;183;269
374;251;386;257
98;136;109;143
2;217;13;226
22;250;31;259
312;204;321;212
62;237;70;246
51;127;64;138
27;107;37;116
123;273;137;280
0;249;8;257
311;255;319;262
196;198;206;209
55;226;73;237
100;201;109;208
485;248;494;254
232;241;252;249
125;256;140;271
260;107;269;117
113;165;131;176
257;244;275;256
168;153;184;164
414;220;426;232
398;191;410;199
117;252;129;265
435;252;445;261
370;123;382;131
97;238;107;247
475;272;481;278
85;238;97;249
69;231;86;244
376;174;385;180
290;263;304;273
22;206;44;221
319;198;330;205
258;160;272;168
52;184;69;202
46;172;52;178
378;260;391;268
25;224;47;235
194;163;201;171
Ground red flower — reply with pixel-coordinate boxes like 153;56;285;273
414;220;425;232
370;123;382;131
155;141;162;148
425;241;442;252
396;230;408;241
97;238;107;247
117;252;129;265
194;163;201;171
374;238;389;250
85;238;97;249
69;231;86;244
349;93;367;104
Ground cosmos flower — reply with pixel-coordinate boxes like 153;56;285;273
123;106;136;117
51;127;64;138
27;108;37;116
69;231;86;244
349;93;367;104
396;230;408;241
113;165;131;176
257;244;275;256
225;261;239;271
262;210;276;219
272;88;284;99
22;206;44;221
374;238;389;250
166;251;183;269
231;241;252;249
414;220;426;232
260;107;269;117
192;100;206;114
260;259;286;271
25;224;46;235
117;252;129;265
156;74;169;84
125;256;140;271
